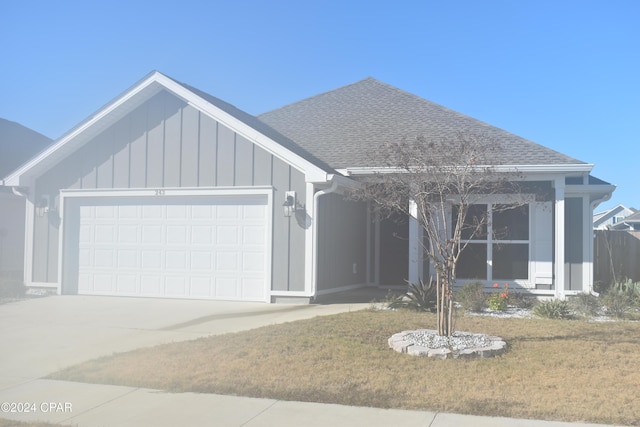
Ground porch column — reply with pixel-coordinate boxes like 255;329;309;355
554;178;566;299
582;196;592;293
408;199;423;285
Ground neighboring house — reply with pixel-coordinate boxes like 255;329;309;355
0;119;52;278
593;204;638;230
608;211;640;231
1;71;615;301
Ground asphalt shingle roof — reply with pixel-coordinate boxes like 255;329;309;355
178;81;337;173
0;118;52;177
257;78;586;171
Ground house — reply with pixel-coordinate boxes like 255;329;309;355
593;204;638;230
608;211;640;231
0;119;52;278
1;71;615;302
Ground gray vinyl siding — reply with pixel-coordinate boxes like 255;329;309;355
31;89;307;292
564;197;583;290
316;193;367;291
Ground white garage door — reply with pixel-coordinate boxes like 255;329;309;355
70;194;269;301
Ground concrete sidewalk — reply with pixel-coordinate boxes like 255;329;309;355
0;294;625;426
0;379;619;427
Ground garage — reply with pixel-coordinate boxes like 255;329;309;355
61;190;272;302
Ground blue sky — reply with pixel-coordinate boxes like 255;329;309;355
1;0;638;212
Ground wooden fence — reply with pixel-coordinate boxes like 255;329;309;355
593;230;640;289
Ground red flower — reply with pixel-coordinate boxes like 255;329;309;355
493;283;499;288
501;293;508;298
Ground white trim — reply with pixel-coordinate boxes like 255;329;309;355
374;210;381;286
310;178;339;299
340;164;594;176
58;186;273;200
554;178;566;299
23;189;36;288
408;199;423;284
57;186;274;303
4;73;164;186
4;71;330;186
304;182;315;297
365;202;372;284
27;282;58;289
581;196;591;293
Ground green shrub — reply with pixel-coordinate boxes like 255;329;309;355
508;292;536;309
602;287;636;319
533;299;573;319
387;280;437;312
569;293;601;318
455;281;486;312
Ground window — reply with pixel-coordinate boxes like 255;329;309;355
456;203;529;281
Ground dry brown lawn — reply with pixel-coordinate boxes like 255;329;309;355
50;309;640;426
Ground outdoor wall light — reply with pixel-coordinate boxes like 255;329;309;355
37;195;50;217
283;191;296;217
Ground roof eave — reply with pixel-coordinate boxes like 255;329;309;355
338;163;594;177
3;71;331;187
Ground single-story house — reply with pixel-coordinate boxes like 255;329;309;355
1;71;615;301
0;119;52;278
593;204;638;230
607;211;640;231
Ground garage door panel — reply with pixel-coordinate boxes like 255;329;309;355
95;225;115;243
243;252;265;272
93;274;114;292
117;250;138;269
140;276;162;296
191;277;213;297
165;276;187;296
165;251;187;270
216;277;239;298
116;275;137;293
70;194;269;301
94;250;115;268
190;251;213;270
142;226;162;244
242;278;265;299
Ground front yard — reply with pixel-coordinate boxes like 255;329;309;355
50;309;640;426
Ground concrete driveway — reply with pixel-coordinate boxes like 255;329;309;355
0;295;371;390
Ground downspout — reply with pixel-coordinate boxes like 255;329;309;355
310;175;339;301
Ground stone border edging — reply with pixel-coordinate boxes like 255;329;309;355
388;329;507;359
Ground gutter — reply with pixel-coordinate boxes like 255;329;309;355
310;175;340;300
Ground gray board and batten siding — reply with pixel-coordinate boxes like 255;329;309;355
32;89;306;293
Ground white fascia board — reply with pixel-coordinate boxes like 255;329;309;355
155;74;330;184
565;183;617;197
341;164;594;176
5;71;330;186
59;186;274;199
4;72;166;187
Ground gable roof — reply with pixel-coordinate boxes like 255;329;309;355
0;118;52;177
2;71;330;186
594;204;638;227
258;78;589;172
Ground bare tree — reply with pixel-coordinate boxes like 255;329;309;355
353;132;523;337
